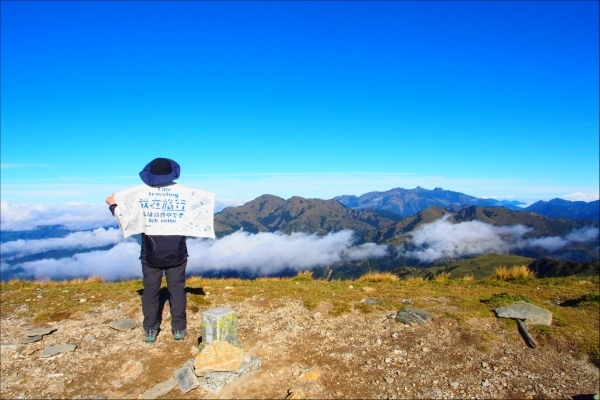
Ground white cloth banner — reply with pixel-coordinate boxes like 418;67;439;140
113;183;215;239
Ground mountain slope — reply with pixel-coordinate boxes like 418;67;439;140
335;186;524;217
214;194;400;237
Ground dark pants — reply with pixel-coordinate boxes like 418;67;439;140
142;261;187;332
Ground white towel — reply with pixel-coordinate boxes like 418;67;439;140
113;183;215;239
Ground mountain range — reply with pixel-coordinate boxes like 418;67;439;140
524;198;599;222
335;186;526;216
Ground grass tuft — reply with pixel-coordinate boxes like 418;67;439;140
293;270;314;282
462;274;475;281
494;265;536;280
357;272;399;283
433;272;451;282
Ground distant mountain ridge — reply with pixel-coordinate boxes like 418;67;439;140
334;186;525;217
525;198;599;222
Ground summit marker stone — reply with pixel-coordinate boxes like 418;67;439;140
200;307;241;348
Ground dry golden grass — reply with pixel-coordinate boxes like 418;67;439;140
405;276;425;282
433;272;451;282
293;270;314;281
494;265;536;280
357;272;399;283
462;274;475;281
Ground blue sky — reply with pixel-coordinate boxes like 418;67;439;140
2;1;598;205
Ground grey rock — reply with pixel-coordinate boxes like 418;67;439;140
504;348;513;354
494;301;552;326
173;366;198;394
363;298;378;305
198;356;261;394
139;378;177;399
482;380;490;387
394;307;434;325
25;328;56;337
400;298;413;304
22;335;43;344
39;344;77;358
109;319;137;331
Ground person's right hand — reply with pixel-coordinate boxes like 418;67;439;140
106;194;116;206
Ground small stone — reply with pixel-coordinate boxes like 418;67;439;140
299;370;320;381
451;382;459;387
362;287;376;292
25;328;56;337
47;373;64;378
224;286;234;290
24;348;37;355
111;380;123;388
22;335;43;344
385;377;394;384
504;349;513;354
401;298;413;304
311;312;322;319
362;298;378;305
39;344;76;358
173;366;199;394
121;360;144;380
79;298;87;302
482;380;490;387
109;319;137;331
139;378;177;399
481;362;489;368
421;347;429;352
395;307;434;325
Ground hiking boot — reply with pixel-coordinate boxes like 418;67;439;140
173;329;187;340
145;328;158;343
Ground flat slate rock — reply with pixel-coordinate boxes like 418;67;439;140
39;344;77;358
173;366;199;394
494;301;552;326
395;307;434;325
25;328;56;337
362;298;378;305
198;356;262;394
139;378;177;399
22;335;43;344
109;319;137;331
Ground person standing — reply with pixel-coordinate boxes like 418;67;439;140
106;158;190;342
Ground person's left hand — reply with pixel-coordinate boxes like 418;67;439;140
106;194;116;206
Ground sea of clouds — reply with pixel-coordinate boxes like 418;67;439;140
1;202;598;281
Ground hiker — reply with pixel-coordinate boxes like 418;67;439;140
106;158;202;343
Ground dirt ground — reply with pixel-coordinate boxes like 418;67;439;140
1;290;599;399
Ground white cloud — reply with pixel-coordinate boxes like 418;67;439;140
4;242;142;281
402;215;530;262
400;216;598;263
1;227;122;257
565;227;600;243
215;198;248;213
563;192;600;202
3;230;388;280
0;201;117;231
185;230;389;277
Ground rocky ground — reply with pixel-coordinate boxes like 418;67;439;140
1;290;599;399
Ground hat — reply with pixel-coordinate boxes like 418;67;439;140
139;158;181;186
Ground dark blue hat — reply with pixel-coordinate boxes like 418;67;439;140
139;158;180;186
